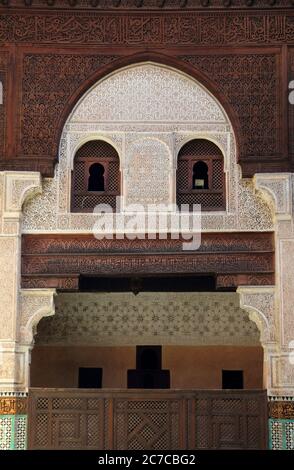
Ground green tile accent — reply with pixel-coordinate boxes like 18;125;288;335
269;418;294;450
0;414;27;450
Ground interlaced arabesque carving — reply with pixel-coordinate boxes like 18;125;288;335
180;54;279;157
21;54;118;157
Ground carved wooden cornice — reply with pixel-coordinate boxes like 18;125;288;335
21;232;275;290
1;0;294;10
0;9;293;45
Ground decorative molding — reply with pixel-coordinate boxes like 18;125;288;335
19;289;56;345
0;392;28;398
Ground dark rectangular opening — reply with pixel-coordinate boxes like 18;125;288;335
79;275;216;293
128;345;170;389
78;367;102;389
222;370;244;389
136;345;162;370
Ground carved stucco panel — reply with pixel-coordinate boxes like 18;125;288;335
271;355;294;395
0;350;24;385
70;64;226;124
22;178;58;231
237;286;277;345
279;239;294;348
0;237;18;340
36;292;260;347
3;173;41;214
21;63;274;232
254;174;293;219
125;137;171;207
19;289;56;345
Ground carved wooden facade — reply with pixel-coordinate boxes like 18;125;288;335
0;6;293;177
28;388;268;450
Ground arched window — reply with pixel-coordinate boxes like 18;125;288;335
88;163;105;191
71;140;120;212
177;139;225;211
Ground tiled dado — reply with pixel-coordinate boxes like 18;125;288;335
269;400;294;450
0;397;27;450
